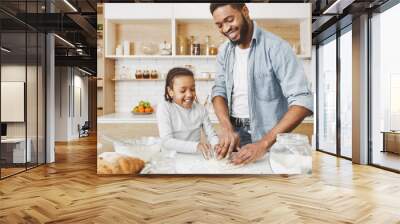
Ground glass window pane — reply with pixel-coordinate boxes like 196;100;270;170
340;29;352;158
317;37;337;154
371;3;400;171
1;31;27;177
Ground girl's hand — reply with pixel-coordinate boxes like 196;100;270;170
197;143;211;160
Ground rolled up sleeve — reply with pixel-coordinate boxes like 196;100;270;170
211;45;228;101
271;41;314;113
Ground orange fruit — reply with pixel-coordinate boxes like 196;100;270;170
145;108;151;113
149;107;153;112
138;107;145;113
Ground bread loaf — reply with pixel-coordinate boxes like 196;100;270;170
98;152;145;174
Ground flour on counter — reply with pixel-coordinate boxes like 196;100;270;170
174;153;271;174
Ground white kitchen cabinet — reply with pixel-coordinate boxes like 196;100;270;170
101;3;313;115
105;19;172;57
104;3;312;59
247;3;310;19
104;3;173;20
173;4;212;19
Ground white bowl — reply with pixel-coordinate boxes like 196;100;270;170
113;137;161;162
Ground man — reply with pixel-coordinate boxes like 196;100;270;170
210;3;313;165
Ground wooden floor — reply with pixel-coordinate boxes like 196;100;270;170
1;135;400;223
372;151;400;171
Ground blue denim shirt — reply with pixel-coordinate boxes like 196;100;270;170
211;21;313;142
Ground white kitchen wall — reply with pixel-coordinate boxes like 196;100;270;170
115;58;216;112
114;58;312;112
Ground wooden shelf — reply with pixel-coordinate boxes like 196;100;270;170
105;54;311;60
105;55;216;59
112;78;214;81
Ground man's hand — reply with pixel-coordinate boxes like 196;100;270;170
216;126;240;160
197;143;212;160
231;142;269;165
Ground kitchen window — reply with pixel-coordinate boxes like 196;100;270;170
339;27;352;159
370;2;400;172
317;35;337;155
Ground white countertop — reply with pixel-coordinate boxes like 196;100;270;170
98;112;219;124
142;151;274;174
98;112;313;124
103;137;312;174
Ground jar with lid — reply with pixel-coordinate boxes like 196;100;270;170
189;36;195;56
268;133;312;174
143;70;150;79
135;70;143;79
177;36;188;55
205;35;210;56
150;70;158;79
209;45;218;55
192;39;201;56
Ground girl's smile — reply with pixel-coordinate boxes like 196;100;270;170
168;76;196;109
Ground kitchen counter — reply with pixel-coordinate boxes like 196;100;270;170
98;112;220;124
142;151;275;174
100;135;312;175
98;112;313;124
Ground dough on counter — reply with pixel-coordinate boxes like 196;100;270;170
97;152;145;174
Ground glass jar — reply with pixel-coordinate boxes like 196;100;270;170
150;70;158;79
268;133;312;174
209;45;218;55
205;35;210;56
135;70;143;79
143;70;150;79
177;36;188;55
192;43;201;55
189;36;195;56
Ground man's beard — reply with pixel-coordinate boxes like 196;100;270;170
230;15;250;45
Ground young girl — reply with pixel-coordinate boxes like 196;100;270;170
156;67;219;159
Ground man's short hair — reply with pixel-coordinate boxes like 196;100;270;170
209;3;246;15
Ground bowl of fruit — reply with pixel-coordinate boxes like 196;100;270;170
132;101;154;115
